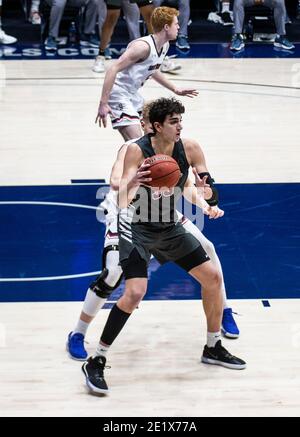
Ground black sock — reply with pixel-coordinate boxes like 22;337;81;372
99;49;105;56
100;304;131;346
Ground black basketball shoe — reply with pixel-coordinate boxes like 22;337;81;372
82;355;109;394
220;11;233;26
201;340;246;370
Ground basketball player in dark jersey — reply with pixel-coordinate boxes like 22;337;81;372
82;98;246;394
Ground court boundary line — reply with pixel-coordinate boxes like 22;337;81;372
4;76;300;91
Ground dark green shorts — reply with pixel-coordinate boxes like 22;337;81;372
118;217;209;268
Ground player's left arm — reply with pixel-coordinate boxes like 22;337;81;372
183;177;209;211
184;138;220;208
151;70;198;98
183;177;224;219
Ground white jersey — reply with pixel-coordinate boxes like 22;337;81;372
100;137;140;223
114;35;169;94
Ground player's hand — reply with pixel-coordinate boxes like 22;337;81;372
193;168;209;188
174;88;199;98
206;205;224;220
95;102;112;127
132;163;152;186
192;168;213;199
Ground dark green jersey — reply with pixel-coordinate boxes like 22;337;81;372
131;134;189;226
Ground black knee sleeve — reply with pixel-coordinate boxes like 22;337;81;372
90;245;123;298
90;269;119;299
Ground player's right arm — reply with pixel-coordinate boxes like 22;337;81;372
109;144;128;191
118;143;152;209
96;41;151;128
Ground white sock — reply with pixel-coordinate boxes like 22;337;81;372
30;0;40;12
95;342;110;357
207;331;221;348
72;289;107;336
222;2;230;13
73;319;89;336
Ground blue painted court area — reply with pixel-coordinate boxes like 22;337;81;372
0;183;299;302
1;42;300;60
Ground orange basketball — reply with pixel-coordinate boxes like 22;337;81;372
144;154;181;189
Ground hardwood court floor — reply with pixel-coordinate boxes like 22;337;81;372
0;299;300;417
0;58;299;185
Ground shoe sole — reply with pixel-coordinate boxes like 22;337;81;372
274;42;294;50
221;328;239;339
230;44;245;51
1;40;17;45
161;66;182;74
80;41;99;48
201;356;246;370
176;45;190;50
92;67;105;73
66;342;87;361
82;363;109;394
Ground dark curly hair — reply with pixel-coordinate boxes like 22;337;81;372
149;97;185;133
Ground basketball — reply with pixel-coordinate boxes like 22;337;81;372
144;154;181;189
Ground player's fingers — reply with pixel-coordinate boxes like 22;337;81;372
140;178;152;184
138;170;151;177
217;210;224;218
192;168;201;181
102;116;107;128
95;114;102;126
214;211;222;219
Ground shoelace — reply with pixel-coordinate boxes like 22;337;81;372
217;344;236;360
93;363;111;381
224;310;239;318
72;334;88;346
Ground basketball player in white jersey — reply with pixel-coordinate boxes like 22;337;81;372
96;6;198;141
67;101;240;361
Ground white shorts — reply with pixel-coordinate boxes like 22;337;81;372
109;86;144;129
104;214;119;248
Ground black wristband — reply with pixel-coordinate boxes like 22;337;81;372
206;186;219;206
